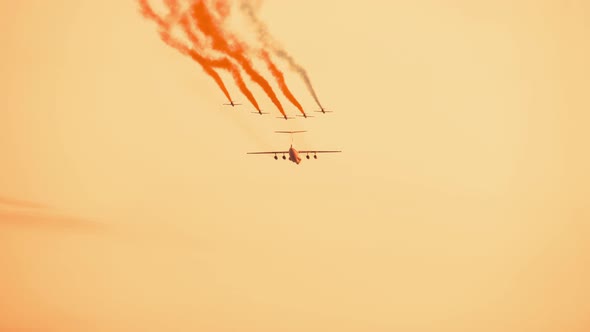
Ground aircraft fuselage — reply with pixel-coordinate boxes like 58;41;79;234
288;145;302;164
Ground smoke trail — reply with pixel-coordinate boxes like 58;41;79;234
0;196;47;209
190;1;287;117
260;50;305;116
164;0;179;18
239;0;325;110
138;0;166;27
178;14;260;110
212;0;231;20
0;210;102;232
0;195;103;232
138;0;233;103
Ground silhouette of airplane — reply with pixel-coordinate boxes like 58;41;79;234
247;131;342;165
314;106;333;114
223;101;241;107
251;109;270;115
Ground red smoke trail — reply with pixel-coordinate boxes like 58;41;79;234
0;196;47;209
209;57;260;110
190;1;287;117
239;0;326;111
138;0;166;27
260;50;306;116
164;0;179;14
178;14;205;49
178;14;260;110
212;0;231;20
164;0;179;19
138;0;233;103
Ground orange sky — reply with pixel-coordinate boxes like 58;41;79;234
1;0;589;331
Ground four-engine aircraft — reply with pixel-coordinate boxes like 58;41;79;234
247;131;341;165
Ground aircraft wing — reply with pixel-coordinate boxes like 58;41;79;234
246;151;289;155
297;150;342;154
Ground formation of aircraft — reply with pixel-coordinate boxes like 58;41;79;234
247;131;341;165
221;101;341;164
221;103;332;117
274;113;312;120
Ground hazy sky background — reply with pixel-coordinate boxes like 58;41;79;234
1;0;589;331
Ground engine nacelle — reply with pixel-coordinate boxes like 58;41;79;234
282;155;286;160
314;154;318;159
306;155;310;159
274;155;278;160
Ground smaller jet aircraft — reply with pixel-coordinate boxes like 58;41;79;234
251;109;270;115
314;106;333;114
223;101;241;107
276;115;296;120
247;131;341;165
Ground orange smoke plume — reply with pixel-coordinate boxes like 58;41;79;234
138;0;166;27
164;0;179;14
190;1;286;116
0;196;47;209
260;50;306;116
138;0;233;103
212;0;231;20
209;57;260;110
239;0;325;111
178;14;260;110
0;195;101;232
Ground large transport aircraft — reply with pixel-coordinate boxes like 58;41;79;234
247;131;341;165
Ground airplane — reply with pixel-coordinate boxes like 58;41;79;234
276;114;296;120
223;100;241;107
247;131;341;165
251;109;270;115
314;106;333;114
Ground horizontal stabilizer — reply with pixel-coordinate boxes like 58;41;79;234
275;131;307;134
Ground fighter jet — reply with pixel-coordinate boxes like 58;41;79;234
314;106;333;114
247;131;341;165
276;115;295;120
251;109;270;115
223;101;241;107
